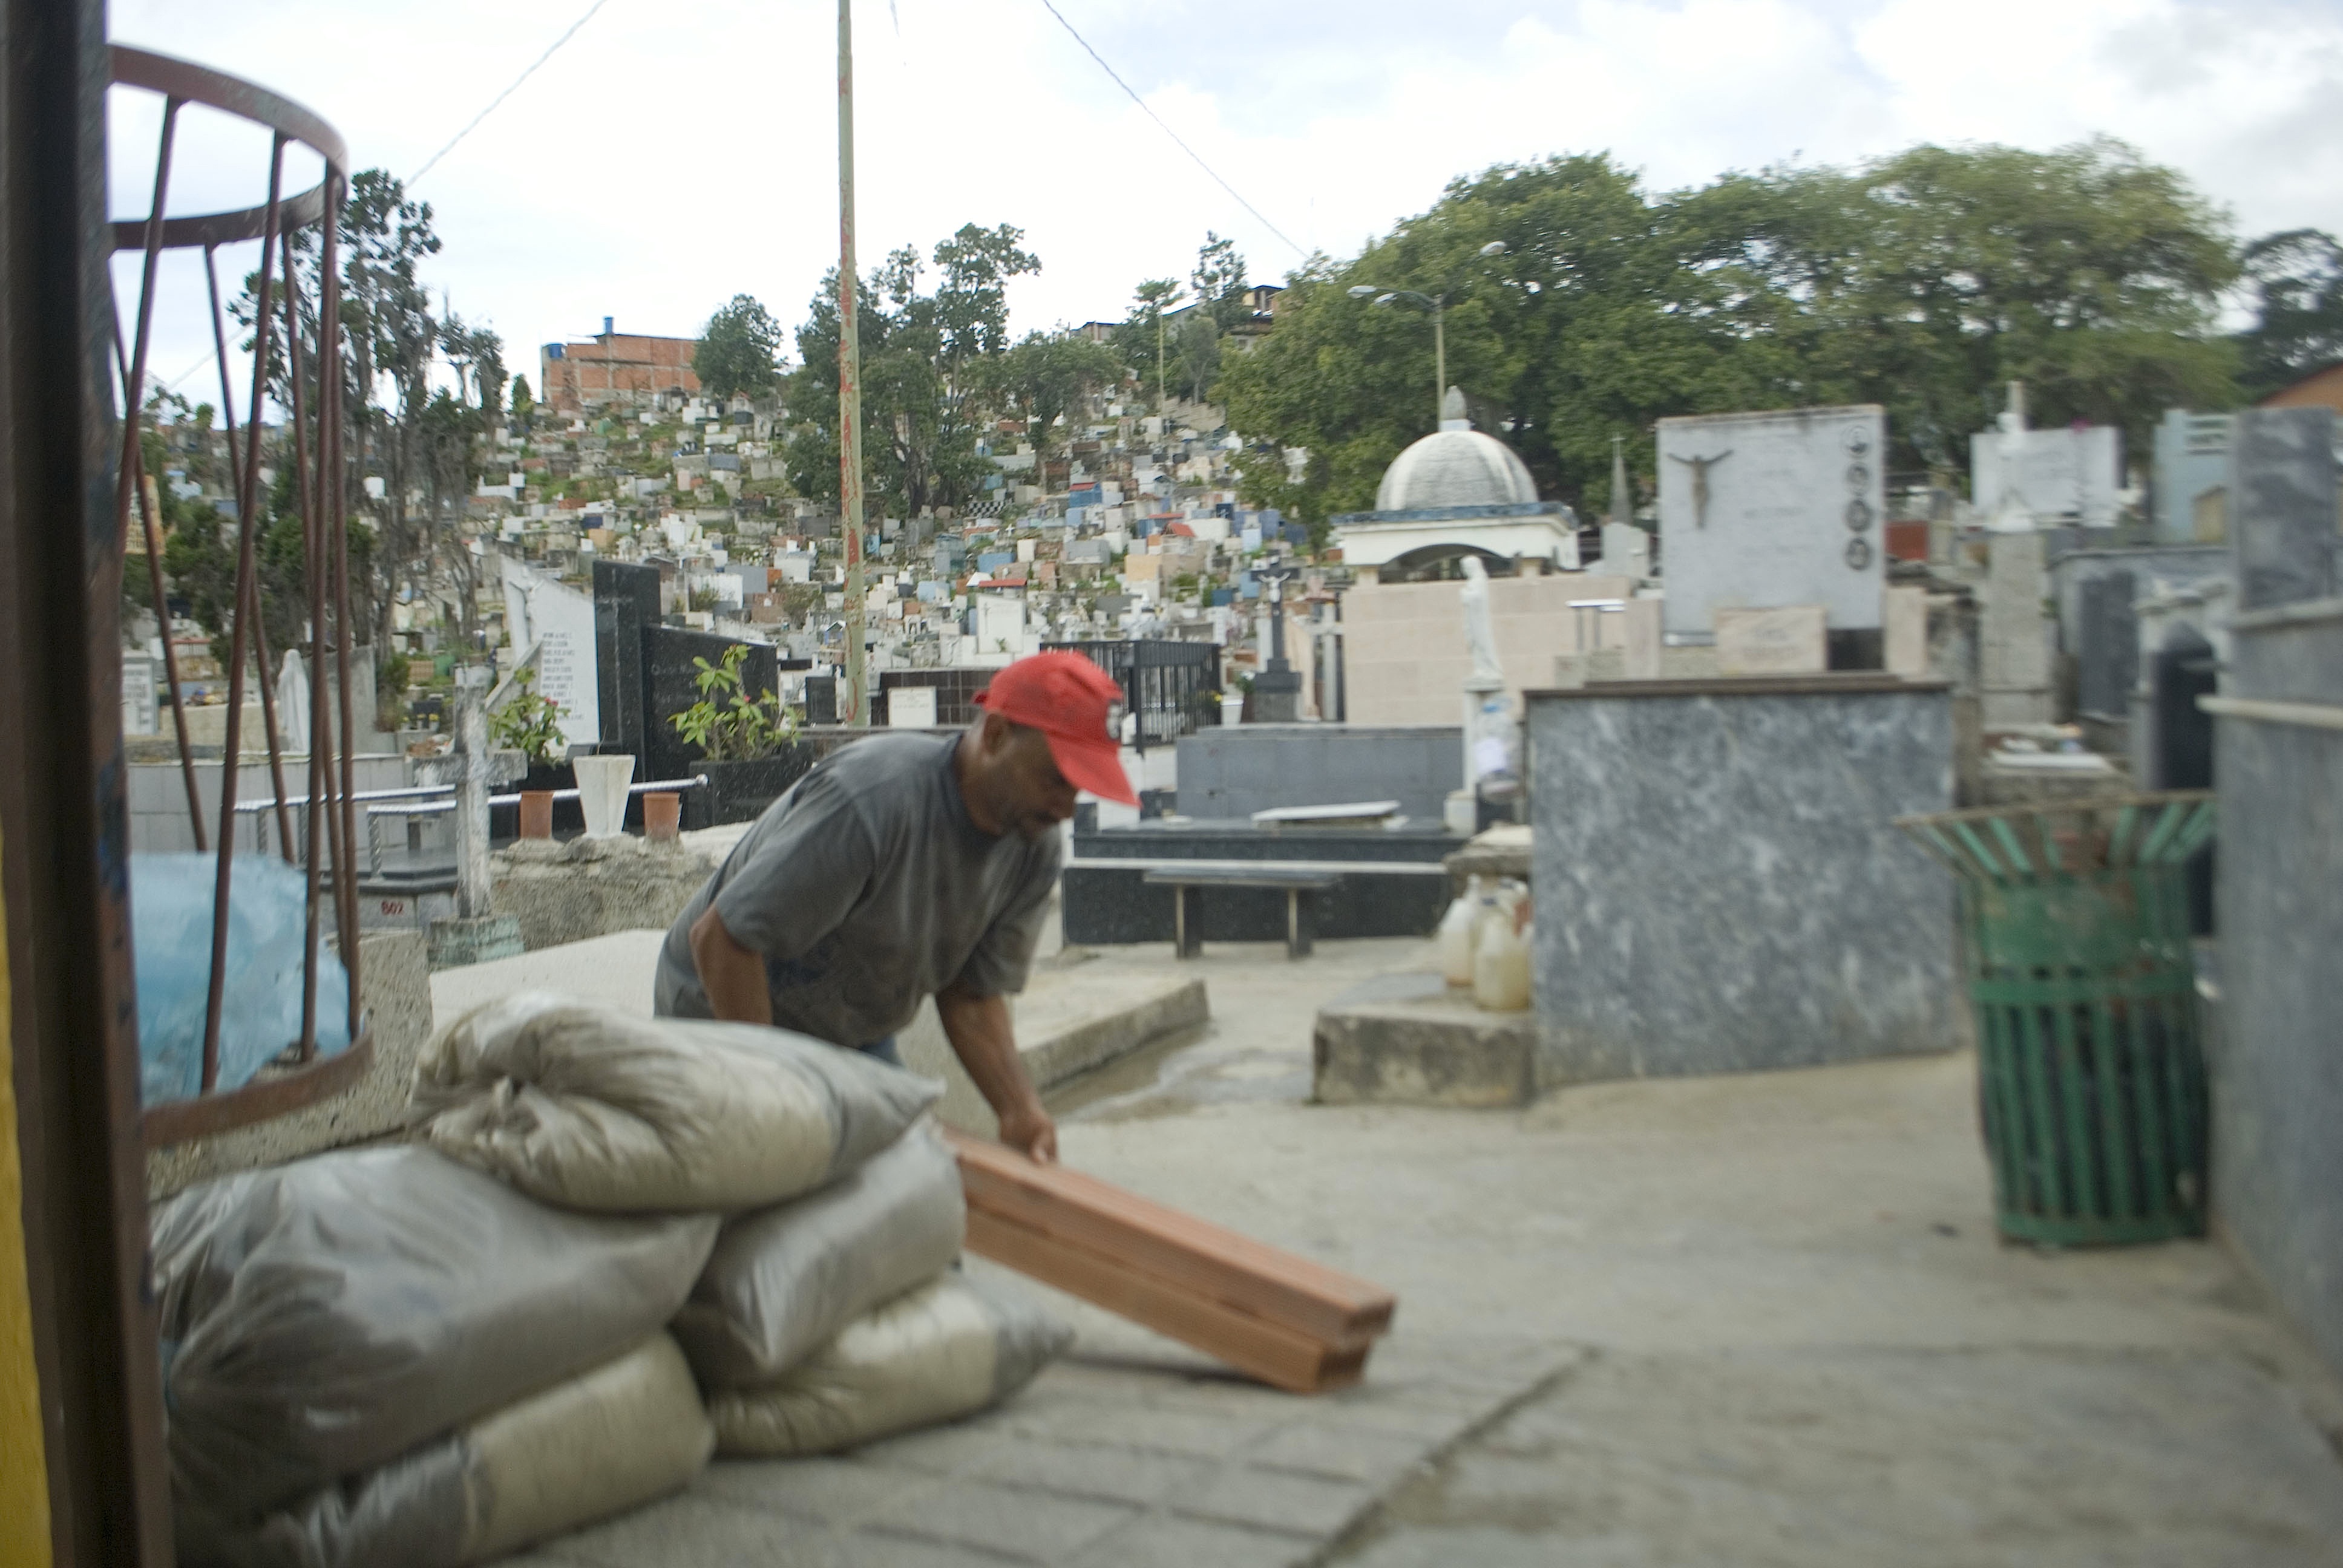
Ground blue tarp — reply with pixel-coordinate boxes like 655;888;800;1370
132;853;352;1106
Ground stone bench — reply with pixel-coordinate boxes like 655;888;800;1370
1140;863;1342;959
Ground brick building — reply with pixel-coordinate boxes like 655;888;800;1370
540;319;700;413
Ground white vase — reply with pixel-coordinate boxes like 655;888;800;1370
574;754;636;838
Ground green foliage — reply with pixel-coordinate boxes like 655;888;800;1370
669;643;795;762
1192;232;1250;330
987;330;1123;463
694;294;785;400
1112;237;1250;407
1220;140;2241;526
488;665;566;762
2235;229;2343;399
510;374;535;423
784;223;1041;520
148;393;371;668
1118;278;1184;407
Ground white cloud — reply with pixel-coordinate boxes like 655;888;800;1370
102;0;2343;415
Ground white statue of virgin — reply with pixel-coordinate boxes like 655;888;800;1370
1457;555;1505;686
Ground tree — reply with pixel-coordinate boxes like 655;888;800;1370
693;293;785;401
1191;231;1250;330
1117;278;1184;411
509;374;534;425
2235;229;2343;399
1678;137;2240;463
1219;139;2241;530
1152;235;1252;406
784;223;1041;520
989;330;1123;467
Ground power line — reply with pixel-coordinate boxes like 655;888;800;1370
1034;0;1308;260
410;0;615;187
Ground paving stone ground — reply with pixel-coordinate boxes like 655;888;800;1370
488;935;2343;1565
511;1333;1580;1568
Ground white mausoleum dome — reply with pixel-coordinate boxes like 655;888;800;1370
1374;386;1540;512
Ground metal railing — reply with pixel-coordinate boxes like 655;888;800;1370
1044;638;1223;753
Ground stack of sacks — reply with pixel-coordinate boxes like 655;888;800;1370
416;993;1070;1460
672;1122;1071;1457
153;1146;718;1568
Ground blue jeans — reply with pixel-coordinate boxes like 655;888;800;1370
857;1034;901;1067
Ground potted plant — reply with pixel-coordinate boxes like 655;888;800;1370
669;644;814;825
489;667;575;837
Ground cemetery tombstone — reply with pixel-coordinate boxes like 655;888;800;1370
500;556;600;751
1657;405;1886;641
2228;407;2338;612
121;655;157;736
593;558;660;758
1981;531;2053;727
1622;598;1663;679
1601;522;1650;580
889;685;939;728
2074;571;2139;720
1883;585;1929;679
1971;425;2123;527
1714;606;1827;676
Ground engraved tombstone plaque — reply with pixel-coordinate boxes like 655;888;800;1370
1658;405;1886;639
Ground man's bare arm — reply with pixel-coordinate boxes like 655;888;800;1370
690;905;773;1027
935;980;1057;1163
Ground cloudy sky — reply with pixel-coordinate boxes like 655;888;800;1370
107;0;2343;408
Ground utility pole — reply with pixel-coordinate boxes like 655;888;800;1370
837;0;868;725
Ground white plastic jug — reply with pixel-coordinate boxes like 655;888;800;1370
1469;880;1522;965
1437;875;1484;987
1474;916;1531;1012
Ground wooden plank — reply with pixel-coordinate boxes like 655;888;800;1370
947;1131;1395;1347
965;1208;1367;1394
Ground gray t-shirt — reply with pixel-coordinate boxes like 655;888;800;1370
654;731;1059;1045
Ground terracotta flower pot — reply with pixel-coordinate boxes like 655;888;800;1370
643;791;681;841
518;789;555;840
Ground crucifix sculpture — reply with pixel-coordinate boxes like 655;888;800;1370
1669;448;1732;528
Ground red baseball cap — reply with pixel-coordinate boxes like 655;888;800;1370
973;652;1138;805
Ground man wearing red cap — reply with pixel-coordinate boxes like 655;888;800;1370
655;651;1138;1161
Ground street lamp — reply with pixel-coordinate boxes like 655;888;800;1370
1347;241;1507;426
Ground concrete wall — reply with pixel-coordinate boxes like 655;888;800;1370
2210;596;2343;1377
1175;725;1461;820
492;835;715;952
128;754;408;857
1342;573;1634;726
1527;676;1958;1086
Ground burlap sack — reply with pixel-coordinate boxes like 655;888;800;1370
707;1272;1068;1457
154;1146;716;1520
411;991;940;1212
673;1120;966;1387
185;1334;713;1568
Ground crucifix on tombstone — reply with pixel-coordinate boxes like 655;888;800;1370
1669;448;1732;528
1252;555;1305;722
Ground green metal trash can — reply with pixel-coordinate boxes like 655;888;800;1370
1898;792;2215;1246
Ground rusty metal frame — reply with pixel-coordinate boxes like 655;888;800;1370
2;1;179;1558
106;45;372;1146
